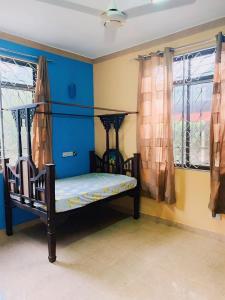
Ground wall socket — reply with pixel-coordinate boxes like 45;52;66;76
62;151;77;158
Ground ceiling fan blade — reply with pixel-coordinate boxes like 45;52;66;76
36;0;101;16
125;0;196;19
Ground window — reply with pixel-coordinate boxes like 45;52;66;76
0;57;37;164
173;48;215;169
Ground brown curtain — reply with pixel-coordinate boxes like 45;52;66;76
137;48;176;204
209;32;225;216
32;56;53;170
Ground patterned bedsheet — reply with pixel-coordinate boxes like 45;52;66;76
53;173;137;212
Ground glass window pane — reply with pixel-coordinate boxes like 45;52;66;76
0;57;36;164
0;60;35;86
173;56;188;83
189;82;213;167
173;85;187;166
190;51;215;79
173;58;184;82
1;88;34;164
1;87;34;109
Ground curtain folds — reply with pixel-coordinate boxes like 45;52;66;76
32;56;53;170
209;32;225;216
137;48;176;204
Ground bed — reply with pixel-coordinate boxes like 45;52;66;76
3;104;140;263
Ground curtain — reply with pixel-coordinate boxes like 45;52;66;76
32;56;53;170
137;48;176;204
209;32;225;216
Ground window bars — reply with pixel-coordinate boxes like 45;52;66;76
173;47;216;169
0;56;37;164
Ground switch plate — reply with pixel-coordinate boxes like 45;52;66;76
62;151;77;158
214;214;221;221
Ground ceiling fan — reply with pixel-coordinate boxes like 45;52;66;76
36;0;196;40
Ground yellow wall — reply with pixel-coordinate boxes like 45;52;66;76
94;24;225;236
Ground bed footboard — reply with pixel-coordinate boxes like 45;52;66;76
2;157;57;262
2;158;55;215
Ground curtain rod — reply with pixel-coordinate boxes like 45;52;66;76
0;47;53;63
135;37;216;61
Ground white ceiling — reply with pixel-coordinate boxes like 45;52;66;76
0;0;225;59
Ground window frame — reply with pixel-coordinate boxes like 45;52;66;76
173;47;215;171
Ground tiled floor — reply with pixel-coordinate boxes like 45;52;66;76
0;208;225;300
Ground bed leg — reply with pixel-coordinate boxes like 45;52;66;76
133;189;140;220
5;202;13;236
47;220;56;263
3;158;13;236
132;153;140;219
45;163;56;263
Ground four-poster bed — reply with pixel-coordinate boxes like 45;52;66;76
2;103;140;263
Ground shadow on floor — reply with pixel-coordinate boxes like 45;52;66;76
18;206;131;247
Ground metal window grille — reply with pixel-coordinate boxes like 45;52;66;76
173;47;216;170
0;56;37;164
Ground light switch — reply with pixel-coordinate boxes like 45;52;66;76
214;214;221;221
62;151;77;158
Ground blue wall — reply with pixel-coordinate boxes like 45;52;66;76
0;39;94;229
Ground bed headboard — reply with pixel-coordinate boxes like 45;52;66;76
90;113;140;181
90;150;140;180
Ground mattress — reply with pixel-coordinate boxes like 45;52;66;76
53;173;137;213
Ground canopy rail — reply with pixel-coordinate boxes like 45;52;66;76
44;100;138;114
1;101;138;118
35;111;129;119
2;104;131;167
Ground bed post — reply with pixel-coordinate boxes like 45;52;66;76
133;153;140;219
45;163;56;263
2;158;13;236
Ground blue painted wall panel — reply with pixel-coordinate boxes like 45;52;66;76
0;39;94;229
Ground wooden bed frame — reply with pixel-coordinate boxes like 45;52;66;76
2;104;140;263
